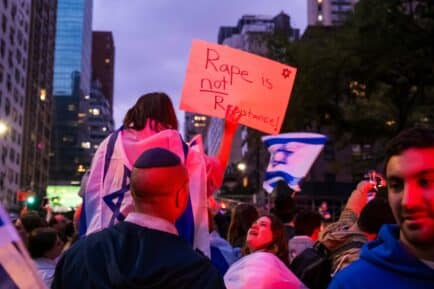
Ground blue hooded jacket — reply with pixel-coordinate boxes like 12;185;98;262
328;224;434;289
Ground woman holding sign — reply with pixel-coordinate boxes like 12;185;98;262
79;92;240;256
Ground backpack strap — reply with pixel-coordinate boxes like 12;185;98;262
329;241;365;277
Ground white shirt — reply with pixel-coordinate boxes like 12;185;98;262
125;212;178;236
34;257;57;288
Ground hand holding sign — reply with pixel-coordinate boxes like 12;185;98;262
180;40;297;134
224;105;242;136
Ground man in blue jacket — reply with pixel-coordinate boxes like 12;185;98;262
329;127;434;289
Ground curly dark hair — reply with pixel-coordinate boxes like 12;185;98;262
123;92;178;131
242;214;290;266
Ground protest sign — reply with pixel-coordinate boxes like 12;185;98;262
181;39;297;134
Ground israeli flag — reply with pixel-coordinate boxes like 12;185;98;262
262;132;327;193
0;205;48;289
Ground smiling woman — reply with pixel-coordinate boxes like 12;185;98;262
244;215;289;265
224;214;308;289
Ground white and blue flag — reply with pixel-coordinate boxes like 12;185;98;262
0;205;48;289
262;132;327;193
80;129;213;256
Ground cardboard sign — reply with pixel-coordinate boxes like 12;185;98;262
180;39;297;134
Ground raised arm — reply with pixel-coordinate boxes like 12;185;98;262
216;105;242;168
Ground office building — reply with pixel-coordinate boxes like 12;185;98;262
0;0;31;208
91;31;114;112
20;0;57;203
307;0;358;26
50;0;93;186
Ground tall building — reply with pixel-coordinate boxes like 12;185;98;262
184;112;208;143
50;0;93;186
91;31;114;112
307;0;358;26
87;31;115;154
0;0;31;208
20;0;57;202
85;81;114;156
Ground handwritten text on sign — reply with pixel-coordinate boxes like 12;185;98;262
180;40;297;134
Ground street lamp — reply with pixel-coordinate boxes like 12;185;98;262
0;121;8;136
236;162;246;172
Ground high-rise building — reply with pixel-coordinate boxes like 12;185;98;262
86;81;114;155
307;0;358;26
20;0;57;202
184;112;208;143
50;0;93;186
91;31;114;113
0;0;31;208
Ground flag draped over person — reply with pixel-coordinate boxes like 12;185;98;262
262;132;327;193
80;129;213;256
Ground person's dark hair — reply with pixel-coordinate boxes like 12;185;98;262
384;127;434;169
227;204;259;248
243;214;289;266
358;198;396;234
294;210;322;237
123;92;178;131
213;210;231;239
271;181;297;223
27;227;59;259
20;211;47;233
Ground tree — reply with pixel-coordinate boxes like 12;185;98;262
266;0;433;146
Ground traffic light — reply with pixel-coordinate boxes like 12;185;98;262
25;194;39;210
26;195;36;206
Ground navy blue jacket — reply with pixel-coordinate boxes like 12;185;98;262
52;222;225;289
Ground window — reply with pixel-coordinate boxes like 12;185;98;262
0;39;5;60
9;26;15;45
81;142;91;149
9;147;15;162
11;3;16;20
4;97;10;115
1;14;6;33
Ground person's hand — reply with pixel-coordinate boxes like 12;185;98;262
345;180;376;215
217;105;242;168
224;105;242;135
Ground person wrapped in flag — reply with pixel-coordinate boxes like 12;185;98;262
79;92;240;256
262;132;327;193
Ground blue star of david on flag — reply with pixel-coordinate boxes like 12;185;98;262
103;165;131;226
262;132;327;193
271;146;293;167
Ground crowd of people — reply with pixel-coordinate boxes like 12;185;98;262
10;92;434;289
